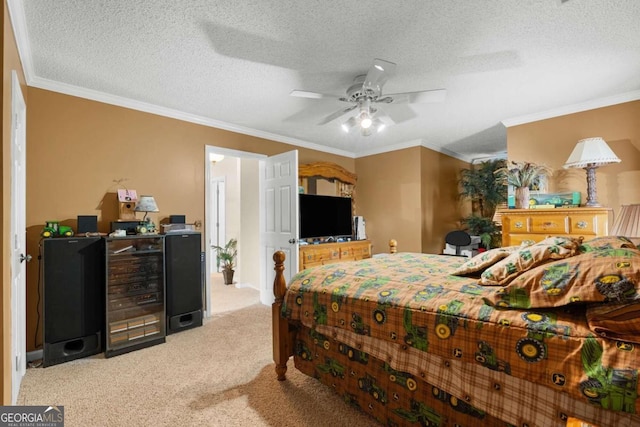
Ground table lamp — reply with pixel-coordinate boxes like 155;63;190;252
563;137;620;207
134;195;159;233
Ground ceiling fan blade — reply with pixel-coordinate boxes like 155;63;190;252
385;89;447;104
317;104;357;125
290;90;336;99
371;107;395;125
363;59;397;94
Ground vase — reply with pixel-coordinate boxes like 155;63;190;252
515;186;530;209
222;269;235;285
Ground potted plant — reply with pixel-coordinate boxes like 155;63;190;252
495;160;552;209
458;159;507;248
212;238;237;285
458;159;507;218
461;215;501;249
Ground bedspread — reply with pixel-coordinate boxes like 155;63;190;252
282;251;640;421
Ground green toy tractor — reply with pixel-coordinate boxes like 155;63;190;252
41;221;74;238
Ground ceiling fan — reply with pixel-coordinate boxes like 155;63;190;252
290;59;446;136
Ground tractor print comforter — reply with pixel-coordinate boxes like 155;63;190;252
282;236;640;426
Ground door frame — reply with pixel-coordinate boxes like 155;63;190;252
204;146;266;315
209;176;226;273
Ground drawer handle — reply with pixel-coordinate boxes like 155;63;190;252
543;222;556;227
576;221;588;229
514;221;523;229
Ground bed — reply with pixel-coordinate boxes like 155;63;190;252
272;235;640;426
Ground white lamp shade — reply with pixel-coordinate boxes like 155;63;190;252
134;195;159;212
563;137;621;169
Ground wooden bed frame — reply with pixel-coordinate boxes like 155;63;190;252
272;239;398;380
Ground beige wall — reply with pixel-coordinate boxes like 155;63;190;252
239;157;260;289
24;87;357;352
507;101;640;221
356;148;422;253
420;147;471;254
355;147;470;254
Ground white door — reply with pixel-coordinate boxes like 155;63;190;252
210;177;226;273
10;71;27;404
261;150;299;305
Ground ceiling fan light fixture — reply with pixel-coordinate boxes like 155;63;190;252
360;116;372;129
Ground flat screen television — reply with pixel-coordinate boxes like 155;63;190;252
299;194;353;239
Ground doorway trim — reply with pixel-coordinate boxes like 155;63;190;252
204;145;266;316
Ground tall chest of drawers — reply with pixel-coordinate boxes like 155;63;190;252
500;207;612;246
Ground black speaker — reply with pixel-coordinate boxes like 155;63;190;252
77;215;98;233
170;215;186;224
43;237;104;367
165;232;203;334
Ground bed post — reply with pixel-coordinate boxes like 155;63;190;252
272;250;292;381
389;239;397;254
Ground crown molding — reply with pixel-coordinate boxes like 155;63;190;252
28;76;357;158
420;140;471;162
9;0;469;162
7;0;35;83
353;139;423;158
502;89;640;128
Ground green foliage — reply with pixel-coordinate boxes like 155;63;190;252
462;215;501;249
494;160;552;188
212;238;237;270
459;159;507;218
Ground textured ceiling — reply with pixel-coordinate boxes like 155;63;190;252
9;0;640;160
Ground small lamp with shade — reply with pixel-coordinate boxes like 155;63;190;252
134;195;159;234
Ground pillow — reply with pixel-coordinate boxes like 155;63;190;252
534;235;583;249
579;235;636;253
479;242;578;286
450;246;520;276
484;247;640;308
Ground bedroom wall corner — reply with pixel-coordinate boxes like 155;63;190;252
420;147;471;254
506;100;640;223
355;147;423;254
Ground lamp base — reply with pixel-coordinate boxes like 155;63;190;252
584;165;600;208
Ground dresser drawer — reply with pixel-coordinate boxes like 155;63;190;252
500;208;612;248
350;243;371;259
301;247;340;264
530;215;568;234
504;217;529;234
568;214;600;235
299;240;372;270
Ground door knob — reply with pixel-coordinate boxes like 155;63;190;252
20;253;32;263
288;238;297;244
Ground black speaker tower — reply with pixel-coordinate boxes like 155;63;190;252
165;232;203;334
43;237;104;366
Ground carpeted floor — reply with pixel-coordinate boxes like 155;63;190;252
17;283;379;426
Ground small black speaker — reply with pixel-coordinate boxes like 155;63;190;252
165;232;203;334
43;237;104;366
170;215;186;224
77;215;98;233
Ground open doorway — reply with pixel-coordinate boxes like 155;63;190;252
205;146;265;315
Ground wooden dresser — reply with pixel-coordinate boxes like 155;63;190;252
500;207;612;246
299;240;371;271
